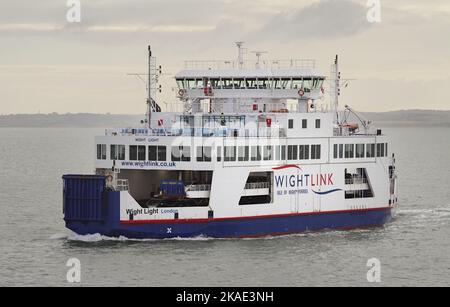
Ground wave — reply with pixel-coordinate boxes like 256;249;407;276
50;232;215;243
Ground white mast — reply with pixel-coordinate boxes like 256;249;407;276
331;55;341;124
146;45;160;128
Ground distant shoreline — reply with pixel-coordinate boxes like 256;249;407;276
0;110;449;128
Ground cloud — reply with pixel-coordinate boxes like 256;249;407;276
253;0;372;41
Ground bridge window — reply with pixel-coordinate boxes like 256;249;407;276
111;145;125;161
232;78;245;89
356;144;365;158
311;145;321;160
281;78;292;89
385;143;388;157
302;78;312;92
292;78;303;89
238;146;250;162
273;78;283;89
345;144;354;159
313;78;324;89
288;145;298;160
299;145;310;160
97;144;106;160
257;78;270;89
315;119;321;129
130;145;146;161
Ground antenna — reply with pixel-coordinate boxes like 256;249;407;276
236;42;246;69
331;55;340;124
251;51;268;69
146;45;162;128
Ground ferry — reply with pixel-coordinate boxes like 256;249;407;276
62;43;398;239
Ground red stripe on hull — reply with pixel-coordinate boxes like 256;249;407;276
120;206;392;225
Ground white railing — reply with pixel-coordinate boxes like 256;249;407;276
185;184;211;192
345;178;368;185
184;182;270;192
184;59;316;70
245;182;270;190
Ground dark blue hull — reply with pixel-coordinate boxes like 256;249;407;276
65;192;393;239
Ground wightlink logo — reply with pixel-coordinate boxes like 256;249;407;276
275;173;334;189
273;165;341;196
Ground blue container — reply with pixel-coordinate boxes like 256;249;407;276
62;175;106;222
160;180;185;197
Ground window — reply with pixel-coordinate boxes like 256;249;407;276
311;145;321;160
158;146;167;161
339;144;344;159
251;146;262;161
224;146;237;162
263;146;273;161
385;143;388;157
299;145;310;160
288;119;294;129
366;144;375;158
377;143;383;157
110;145;125;161
302;119;308;129
217;146;222;162
238;146;250;162
148;146;157;161
97;144;106;160
130;145;146;161
172;146;191;162
281;145;286;160
197;147;212;162
333;144;338;159
288;145;298;160
356;144;365;158
345;144;354;159
315;119;321;129
275;146;281;160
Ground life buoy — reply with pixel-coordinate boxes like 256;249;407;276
178;89;186;97
298;89;305;97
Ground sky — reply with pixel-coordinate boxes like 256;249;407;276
0;0;449;114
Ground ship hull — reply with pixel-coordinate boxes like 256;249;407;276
65;192;393;239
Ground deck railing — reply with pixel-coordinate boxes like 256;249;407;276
184;59;316;70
